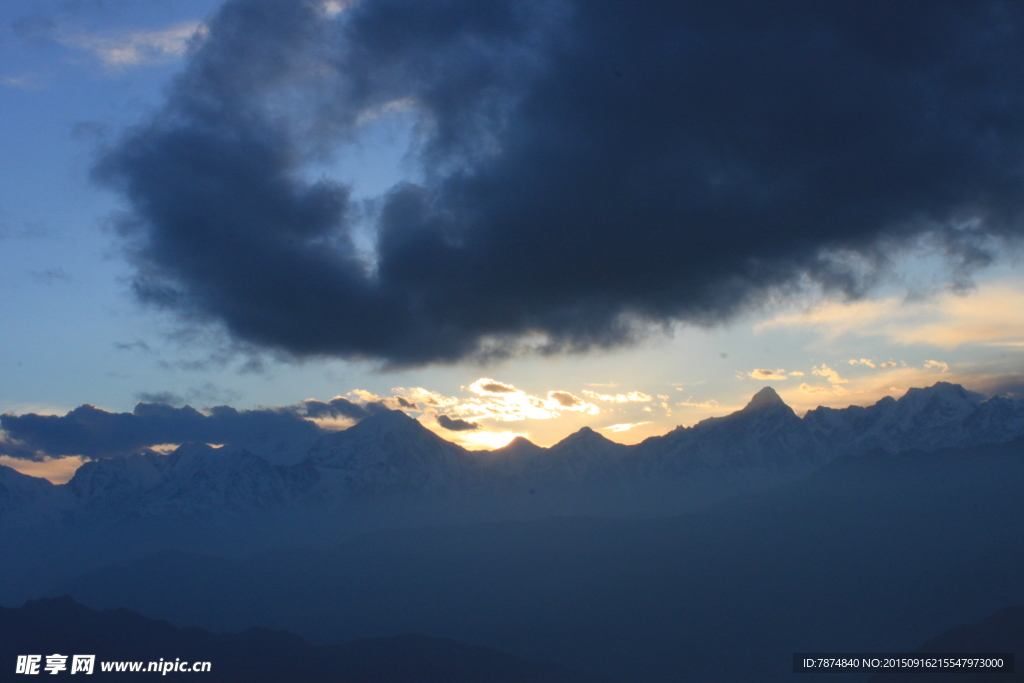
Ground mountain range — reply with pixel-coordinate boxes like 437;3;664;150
2;382;1022;681
0;596;617;683
48;436;1024;682
3;382;1024;524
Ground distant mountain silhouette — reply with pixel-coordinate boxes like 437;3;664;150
6;381;1023;526
744;385;788;411
0;596;618;683
52;437;1024;683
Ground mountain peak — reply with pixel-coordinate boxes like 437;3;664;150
347;408;422;433
565;425;605;441
743;386;786;411
499;435;543;452
901;381;981;403
550;425;621;451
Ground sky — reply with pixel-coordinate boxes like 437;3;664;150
3;0;1024;482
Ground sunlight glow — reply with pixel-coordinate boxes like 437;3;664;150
0;455;86;484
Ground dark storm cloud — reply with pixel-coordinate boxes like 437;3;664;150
436;414;479;432
95;0;1024;365
135;391;185;405
478;382;516;394
300;396;377;421
0;403;327;460
549;391;582;408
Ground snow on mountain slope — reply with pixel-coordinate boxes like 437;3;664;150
67;444;319;518
804;381;1021;455
309;409;480;495
525;427;631;484
5;382;1024;524
0;464;72;523
634;387;824;476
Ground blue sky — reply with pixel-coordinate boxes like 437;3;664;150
3;0;1024;481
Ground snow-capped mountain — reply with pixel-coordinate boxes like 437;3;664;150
308;409;479;495
4;382;1024;524
803;381;1023;455
1;464;56;507
525;427;631;484
67;443;319;518
634;386;825;476
0;464;70;522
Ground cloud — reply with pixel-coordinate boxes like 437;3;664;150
93;0;1024;366
677;399;719;409
460;379;599;421
967;374;1024;398
848;359;877;369
61;21;209;68
320;0;351;18
582;390;652;403
761;282;1024;350
470;379;518;395
1;75;46;91
300;396;376;420
135;391;185;405
389;387;461;409
548;391;583;408
747;368;789;381
924;359;949;373
812;364;849;385
779;364;1023;413
436;414;478;431
0;395;385;461
798;383;841;397
601;422;651;433
796;364;852;397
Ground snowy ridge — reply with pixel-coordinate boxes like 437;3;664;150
308;409;480;495
634;386;822;475
0;465;70;523
3;382;1024;522
66;443;319;518
803;382;1022;455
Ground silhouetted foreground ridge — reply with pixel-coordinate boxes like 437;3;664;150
0;597;619;683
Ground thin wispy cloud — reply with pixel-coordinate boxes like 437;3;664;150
62;21;208;68
812;365;849;385
582;390;652;403
601;422;651;433
1;74;46;91
747;369;789;381
760;282;1024;350
782;361;981;412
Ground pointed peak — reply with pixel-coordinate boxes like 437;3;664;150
353;408;419;428
568;426;605;439
552;425;615;449
743;386;786;411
